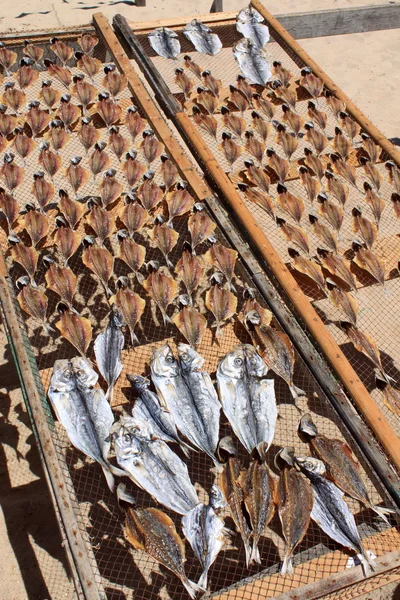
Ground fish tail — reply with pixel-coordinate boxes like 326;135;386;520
43;322;56;337
359;550;377;577
101;464;115;492
250;542;261;565
370;503;396;524
128;327;139;347
161;309;173;326
105;383;114;404
243;539;252;568
281;552;294;576
197;569;209;590
182;577;204;599
179;442;192;459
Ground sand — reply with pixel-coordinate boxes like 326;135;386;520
0;0;400;598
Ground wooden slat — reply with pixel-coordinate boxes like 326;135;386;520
92;12;210;201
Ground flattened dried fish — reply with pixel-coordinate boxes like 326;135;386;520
174;68;193;99
149;223;179;268
166;187;195;225
119;201;149;236
0;112;17;137
18;284;54;336
188;209;216;253
100;171;123;208
376;376;400;417
275;124;298;161
122;153;146;189
304;148;325;182
11;243;38;286
364;183;385;226
0;187;18;237
239;183;275;220
304;122;328;156
329;154;357;189
276;184;304;223
173;307;207;348
205;285;237;337
359;156;382;192
192;106;218;139
56;312;92;356
253;93;275;121
196;88;218;114
16;63;38;90
118;238;146;277
184;19;222;55
339;111;360;141
324;170;348;208
87;205;113;245
79;32;99;55
59;190;85;229
217;344;277;456
245;130;265;165
82;245;114;296
183;55;202;79
236;6;269;48
38;144;62;180
141;131;164;166
108;126;128;162
299;69;323;100
233;38;271;85
14;130;35;164
327;279;358;325
39;80;61;112
72;77;97;114
0;45;17;75
3;83;26;114
137;179;164;211
143;271;178;325
89;143;110;180
307;101;327;130
317;194;344;236
281;104;303;135
47;120;70;153
110;287;145;345
175;251;205;299
361;134;379;164
298;166;321;204
24;208;49;248
220;132;243;171
353;244;385;288
352;207;377;249
266;149;290;184
44;59;71;89
94;308;124;402
318;250;357;292
277;217;309;254
66;158;90;197
309;214;338;253
103;66;127;101
26;104;51;138
50;38;73;65
148;28;181;59
160;155;178;190
97;97;121;129
290;250;326;295
332;127;351;160
204;243;237;291
244;161;270;193
1;154;23;193
45;263;77;310
325;90;345;119
78;118;100;153
76;53;101;80
57;95;80;133
341;321;385;376
54;226;80;265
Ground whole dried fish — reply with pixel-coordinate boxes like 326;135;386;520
233;39;271;85
184;19;222;55
56;312;92;356
299;68;323;100
59;191;85;229
58;95;80;133
236;6;270;48
332;127;352;160
238;183;275;220
277;218;309;254
44;59;71;89
204;243;237;291
188;210;216;253
11;243;38;285
82;245;114;296
79;32;99;55
324;171;348;207
327;279;358;326
266;149;290;184
18;284;54;335
124;502;201;599
160;155;178;190
48;357;118;491
296;455;376;576
72;79;96;114
364;183;385;226
76;53;102;80
329;154;357;189
352;207;377;249
276;184;304;223
66;157;90;197
304;123;328;156
318;250;357;292
103;66;127;101
108;127;128;162
24;208;49;248
119;201;149;236
122;153;146;189
13;130;34;164
217;344;277;456
298;166;321;204
290;250;326;295
97;97;121;129
78;118;100;153
166;187;195;226
173;307;207;348
89;143;110;180
150;344;222;469
39;80;61;112
174;68;193;98
1;155;23;193
149;223;179;268
94;308;124;402
275;125;298;161
50;38;73;65
143;271;178;325
299;414;393;524
38;145;62;179
47;120;70;153
45;263;77;310
317;194;344;236
87;205;113;245
148;28;181;59
304;148;325;182
140;132;164;166
110;287;145;345
182;485;227;589
137;179;164;211
253;92;275;121
307;101;327;130
118;238;146;277
114;416;199;515
31;173;55;211
353;244;385;288
175;252;205;300
341;322;385;376
3;83;26;114
241;459;275;564
125;107;145;141
100;171;123;208
205;285;237;337
281;104;304;135
220;132;243;171
192;106;218;139
275;448;313;575
309;214;338;253
245;130;265;165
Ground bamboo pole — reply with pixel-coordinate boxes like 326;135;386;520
251;0;400;167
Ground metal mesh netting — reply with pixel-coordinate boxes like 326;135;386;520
134;17;400;442
0;24;398;600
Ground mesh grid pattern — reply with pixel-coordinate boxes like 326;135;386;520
0;24;398;600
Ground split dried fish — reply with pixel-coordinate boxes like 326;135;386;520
118;238;146;277
304;122;328;156
94;308;124;402
339;111;360;141
23;41;43;65
325;90;345;119
299;68;323;100
122;153;146;188
148;28;181;59
137;179;164;211
31;172;55;211
66;157;90;197
100;171;123;208
16;62;38;90
72;78;96;115
24;208;49;248
59;190;85;229
290;250;326;295
39;80;61;112
183;55;203;79
50;38;73;65
192;106;218;138
54;226;81;265
318;250;357;292
11;243;38;285
175;251;205;299
188;210;216;253
205;243;237;291
271;61;292;87
298;166;321;204
166;187;195;225
217;344;277;456
0;187;19;238
327;279;358;325
160;155;178;190
103;66;127;101
56;312;92;356
238;183;275;220
38;144;62;179
376;376;400;417
353;244;385;288
309;214;338;253
277;217;309;254
82;245;114;296
110;287;145;345
324;170;348;208
119;201;149;236
359;156;382;192
266;149;290;184
89;143;110;180
45;263;77;310
361;134;379;164
57;95;80;133
47;120;70;153
251;111;269;142
3;83;26;114
205;285;237;337
304;148;325;182
307;101;327;130
281;104;304;135
236;6;269;48
141;131;164;166
220;132;243;171
108;127;129;161
97;97;121;130
184;19;222;55
332;127;352;160
272;82;296;110
44;59;71;89
364;183;385;226
48;357;118;491
0;112;17;137
219;106;244;140
244;160;270;193
87;205;113;245
253;93;275;121
143;271;178;325
125;108;146;143
174;68;193;99
1;154;23;193
17;284;54;336
233;38;271;85
245;130;265;164
386;161;400;194
275;124;298;161
149;223;179;268
150;343;222;469
13;129;34;164
78;118;100;153
196;88;218;114
341;321;385;376
79;33;99;55
329;154;357;189
317;194;344;237
202;70;222;97
276;184;304;223
0;44;17;76
352;207;377;249
173;306;207;348
76;52;101;80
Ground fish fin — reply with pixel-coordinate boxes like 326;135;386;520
182;578;205;599
281;552;294;575
101;464;115;492
197;569;208;590
250;542;261;564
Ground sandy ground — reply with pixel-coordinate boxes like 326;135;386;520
0;0;400;598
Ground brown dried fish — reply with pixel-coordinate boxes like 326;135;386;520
307;101;327;130
174;68;193;98
376;378;400;417
38;144;62;179
59;190;85;229
271;61;292;87
100;171;123;208
324;90;345;119
299;69;323;100
45;263;77;309
149;223;179;268
0;187;19;236
304;148;325;182
266;149;290;184
352;207;377;249
324;171;348;207
276;184;304;223
18;284;54;335
54;226;81;265
251;111;269;142
79;33;99;55
326;279;358;326
341;322;384;373
108;127;129;162
56;311;92;356
338;111;360;141
57;95;80;133
2;84;26;114
119;201;149;236
183;55;202;80
0;135;7;155
220;132;243;170
359;157;382;192
318;249;357;292
39;80;61;112
205;243;237;291
46;120;70;153
253;93;275;121
329;155;357;189
272;82;296;110
188;210;216;253
281;104;304;136
192;106;218;139
142;271;178;325
332;127;351;160
228;85;249;114
317;194;344;236
122;153;146;189
0;45;17;75
236;75;253;104
125;107;145;141
24;208;49;248
71;79;96;114
76;53;102;80
110;287;145;345
386;161;400;194
23;42;43;64
0;155;23;193
103;66;127;100
175;251;205;298
141;132;164;166
309;214;338;253
16;64;38;90
160;156;178;191
173;306;207;348
304;123;328;156
78;118;100;153
275;125;298;161
205;285;237;337
238;183;275;220
166;187;194;225
361;134;379;164
290;250;326;295
364;183;385;226
0;112;17;137
87;205;113;245
89;143;111;180
50;38;73;65
277;217;309;254
31;172;55;211
353;244;386;288
244;161;270;194
83;245;114;296
97;97;121;129
245;130;265;165
298;166;321;204
44;60;71;89
11;243;38;285
137;179;164;211
118;238;146;276
202;70;222;97
220;106;245;139
13;130;34;164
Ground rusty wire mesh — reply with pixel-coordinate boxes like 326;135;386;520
0;24;398;600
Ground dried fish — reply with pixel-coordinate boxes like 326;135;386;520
281;104;303;135
318;249;357;292
143;271;178;325
166;187;195;225
299;68;323;100
44;59;71;89
183;55;203;79
56;312;92;356
276;184;304;223
304;148;325;182
97;97;121;129
205;285;237;337
122;152;146;188
119;201;149;236
0;45;17;75
192;106;218;139
137;179;164;211
100;171;123;207
79;33;99;55
244;160;270;193
125;107;145;141
238;183;275;220
89;143;111;180
23;41;44;65
364;182;385;226
13;129;34;163
339;111;360;141
326;279;358;326
17;283;54;335
359;156;382;192
173;306;207;348
298;166;321;204
341;322;385;374
202;70;222;97
76;52;102;80
78;118;100;153
149;223;179;268
332;127;352;160
71;78;96;114
236;6;270;48
304;122;328;156
220;106;244;140
245;130;265;165
39;80;61;112
307;101;327;130
50;38;73;65
1;153;23;193
0;112;17;137
54;226;81;265
266;149;290;184
329;154;357;189
272;81;296;110
188;209;216;253
253;93;275;121
16;62;38;90
376;376;400;417
290;250;326;295
271;61;292;87
24;208;49;248
324;170;348;208
38;144;62;179
94;308;124;402
184;19;222;55
317;193;344;237
87;205;113;245
160;155;178;191
47;120;70;153
108;127;129;162
174;68;193;98
0;187;19;237
45;263;77;309
386;161;400;194
103;66;127;101
352;207;377;249
148;28;181;59
251;111;269;142
31;172;54;211
110;287;145;345
57;94;80;133
205;243;237;291
361;133;379;164
277;217;309;254
220;132;243;171
228;84;249;114
309;214;338;253
275;124;298;161
3;83;25;114
82;245;114;296
195;88;218;115
324;90;345;119
11;243;38;285
118;238;146;277
175;251;205;300
140;131;164;166
233;38;271;85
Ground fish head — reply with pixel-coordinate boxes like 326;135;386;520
50;359;77;392
222;344;268;379
127;374;150;394
274;447;296;470
296;455;326;476
112;416;143;459
209;484;226;512
70;357;98;388
151;344;179;378
298;414;318;439
178;343;205;372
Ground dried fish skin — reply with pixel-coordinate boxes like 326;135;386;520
118;238;146;275
296;456;376;576
175;251;205;298
24;208;49;248
59;190;85;229
48;357;117;491
54;226;81;266
110;287;145;345
149;223;179;268
114;416;199;515
94;308;124;402
204;243;237;290
353;245;385;288
100;172;123;208
205;285;237;337
45;263;77;309
11;243;38;286
166;187;195;225
143;271;178;325
241;459;275;564
236;6;270;49
119;201;149;236
233;38;271;85
148;28;181;59
217;344;277;457
276;185;304;224
86;205;113;245
31;174;55;211
173;307;207;348
122;154;146;189
137;179;164;211
184;19;222;55
82;246;114;297
17;284;53;335
150;344;222;468
56;312;92;356
188;210;216;253
125;505;201;599
140;133;164;166
125;108;145;141
96;98;122;129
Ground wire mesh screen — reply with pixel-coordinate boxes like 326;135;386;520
134;16;400;442
0;23;398;600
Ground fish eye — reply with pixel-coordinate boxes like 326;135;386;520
166;354;175;364
181;353;189;361
64;369;72;379
234;357;243;366
124;433;131;442
77;369;85;378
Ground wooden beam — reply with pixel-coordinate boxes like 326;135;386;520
92;12;210;200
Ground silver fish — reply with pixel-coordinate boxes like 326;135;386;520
296;456;377;577
48;357;119;491
150;344;222;470
128;374;191;458
94;308;124;403
113;416;199;515
182;485;227;589
183;20;222;55
233;39;271;85
148;28;181;59
217;344;277;457
236;6;270;48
